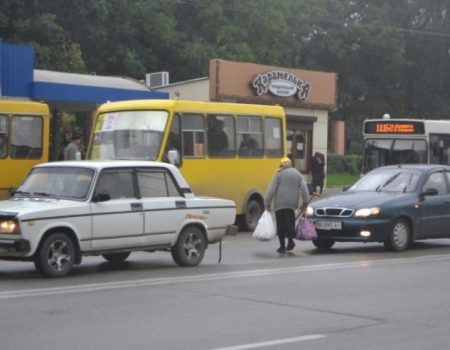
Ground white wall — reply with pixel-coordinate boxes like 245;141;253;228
155;79;210;101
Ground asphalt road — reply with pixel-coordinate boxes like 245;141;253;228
1;233;450;350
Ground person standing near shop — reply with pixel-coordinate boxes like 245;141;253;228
64;134;82;160
311;151;325;194
265;157;310;253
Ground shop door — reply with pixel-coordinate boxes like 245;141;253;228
286;121;312;174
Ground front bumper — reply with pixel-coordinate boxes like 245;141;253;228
313;217;392;242
0;238;31;253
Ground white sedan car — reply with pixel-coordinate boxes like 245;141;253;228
0;161;237;277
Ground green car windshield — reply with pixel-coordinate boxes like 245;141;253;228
349;169;421;193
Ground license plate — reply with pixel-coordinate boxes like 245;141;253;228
316;221;342;230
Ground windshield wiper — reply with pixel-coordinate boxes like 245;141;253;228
32;192;56;198
12;190;31;196
376;172;401;192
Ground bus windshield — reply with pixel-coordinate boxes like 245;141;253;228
363;138;427;173
89;110;169;160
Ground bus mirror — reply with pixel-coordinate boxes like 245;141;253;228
167;149;180;166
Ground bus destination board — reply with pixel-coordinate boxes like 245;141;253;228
364;120;425;135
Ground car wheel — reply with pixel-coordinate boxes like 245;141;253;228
384;218;411;252
102;252;131;263
242;199;263;231
171;227;206;266
34;233;75;277
312;238;335;251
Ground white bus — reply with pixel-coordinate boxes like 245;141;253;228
363;117;450;173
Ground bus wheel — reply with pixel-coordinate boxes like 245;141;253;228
243;199;263;232
171;227;206;266
34;233;75;277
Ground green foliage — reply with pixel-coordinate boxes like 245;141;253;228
327;153;362;174
1;0;450;153
327;173;360;187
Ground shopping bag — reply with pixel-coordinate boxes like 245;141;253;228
252;210;276;241
296;214;318;240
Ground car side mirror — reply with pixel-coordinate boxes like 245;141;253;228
342;185;351;192
421;187;439;197
167;149;180;166
92;193;111;202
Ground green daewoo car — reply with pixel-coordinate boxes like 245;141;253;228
307;164;450;251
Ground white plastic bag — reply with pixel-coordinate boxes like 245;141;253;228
252;210;276;241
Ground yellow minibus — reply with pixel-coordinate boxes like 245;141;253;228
0;99;50;199
87;100;286;230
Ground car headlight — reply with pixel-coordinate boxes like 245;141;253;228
0;220;21;234
306;206;314;217
354;208;380;218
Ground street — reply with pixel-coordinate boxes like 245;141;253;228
1;233;450;349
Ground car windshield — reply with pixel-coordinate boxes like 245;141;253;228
88;110;169;161
16;167;95;199
349;168;421;193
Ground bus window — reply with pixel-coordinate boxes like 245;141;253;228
0;115;7;158
237;116;263;157
364;138;427;172
430;134;450;164
207;114;235;157
264;117;283;157
11;116;43;159
89;110;168;160
182;114;205;158
392;139;427;164
364;139;392;172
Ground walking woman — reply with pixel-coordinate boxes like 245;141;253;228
265;157;310;253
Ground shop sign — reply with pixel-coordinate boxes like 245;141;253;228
252;70;311;101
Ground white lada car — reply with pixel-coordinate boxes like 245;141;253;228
0;161;237;277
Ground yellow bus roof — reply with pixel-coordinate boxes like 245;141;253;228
0;99;49;114
96;99;285;116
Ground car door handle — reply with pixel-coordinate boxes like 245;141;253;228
130;202;143;211
175;200;186;208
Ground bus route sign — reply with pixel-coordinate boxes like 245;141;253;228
364;120;425;135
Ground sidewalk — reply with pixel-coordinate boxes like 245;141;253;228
313;186;344;199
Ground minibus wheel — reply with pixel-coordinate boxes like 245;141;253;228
243;199;263;231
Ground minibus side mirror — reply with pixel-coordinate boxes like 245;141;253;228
167;149;180;167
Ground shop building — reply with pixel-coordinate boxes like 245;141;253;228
154;59;339;177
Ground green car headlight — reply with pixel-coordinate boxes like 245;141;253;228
354;208;380;218
0;220;21;234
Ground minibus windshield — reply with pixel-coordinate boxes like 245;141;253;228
89;110;169;160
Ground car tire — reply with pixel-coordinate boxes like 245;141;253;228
384;218;411;252
34;233;75;277
312;238;335;251
171;226;206;266
242;199;263;231
102;252;131;263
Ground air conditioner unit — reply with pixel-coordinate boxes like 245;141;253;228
145;71;169;88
